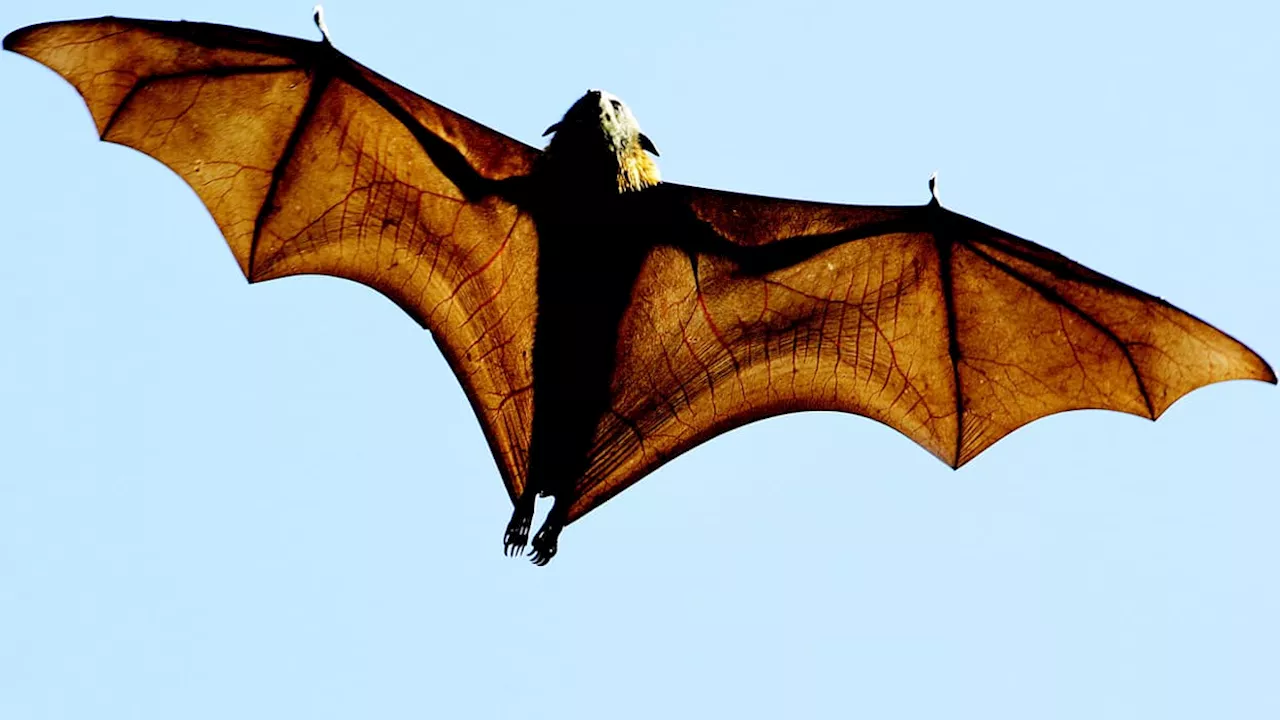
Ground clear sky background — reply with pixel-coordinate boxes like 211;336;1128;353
1;1;1277;718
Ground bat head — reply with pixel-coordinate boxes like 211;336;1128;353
542;89;661;193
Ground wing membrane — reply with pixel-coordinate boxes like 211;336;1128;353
5;17;542;499
566;187;1274;520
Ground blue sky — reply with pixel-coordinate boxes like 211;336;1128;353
1;1;1277;718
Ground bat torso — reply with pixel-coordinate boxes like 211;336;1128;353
524;181;657;494
518;89;667;496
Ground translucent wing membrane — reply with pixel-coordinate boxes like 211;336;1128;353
6;18;542;500
566;188;1273;520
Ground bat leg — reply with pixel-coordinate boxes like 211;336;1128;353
529;497;568;566
503;492;536;556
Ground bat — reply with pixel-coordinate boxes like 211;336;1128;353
5;14;1273;565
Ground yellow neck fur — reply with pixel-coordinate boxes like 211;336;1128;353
618;145;660;193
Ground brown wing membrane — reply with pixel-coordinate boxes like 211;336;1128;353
567;187;1274;521
4;18;540;500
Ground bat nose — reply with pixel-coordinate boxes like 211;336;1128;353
582;89;609;115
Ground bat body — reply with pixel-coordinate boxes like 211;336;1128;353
4;16;1273;564
518;135;664;560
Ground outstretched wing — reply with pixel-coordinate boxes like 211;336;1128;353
567;185;1274;521
5;17;540;500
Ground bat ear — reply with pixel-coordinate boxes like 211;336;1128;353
639;133;660;156
542;122;561;137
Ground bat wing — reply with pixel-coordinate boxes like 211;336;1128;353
5;18;540;500
567;184;1275;521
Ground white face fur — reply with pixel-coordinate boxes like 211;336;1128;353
543;89;661;191
589;89;641;153
546;90;656;156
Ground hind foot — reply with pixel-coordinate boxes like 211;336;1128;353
529;519;563;566
503;501;534;556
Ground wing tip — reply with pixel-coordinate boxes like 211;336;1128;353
3;16;119;54
3;24;34;52
1259;356;1278;385
1229;331;1275;385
